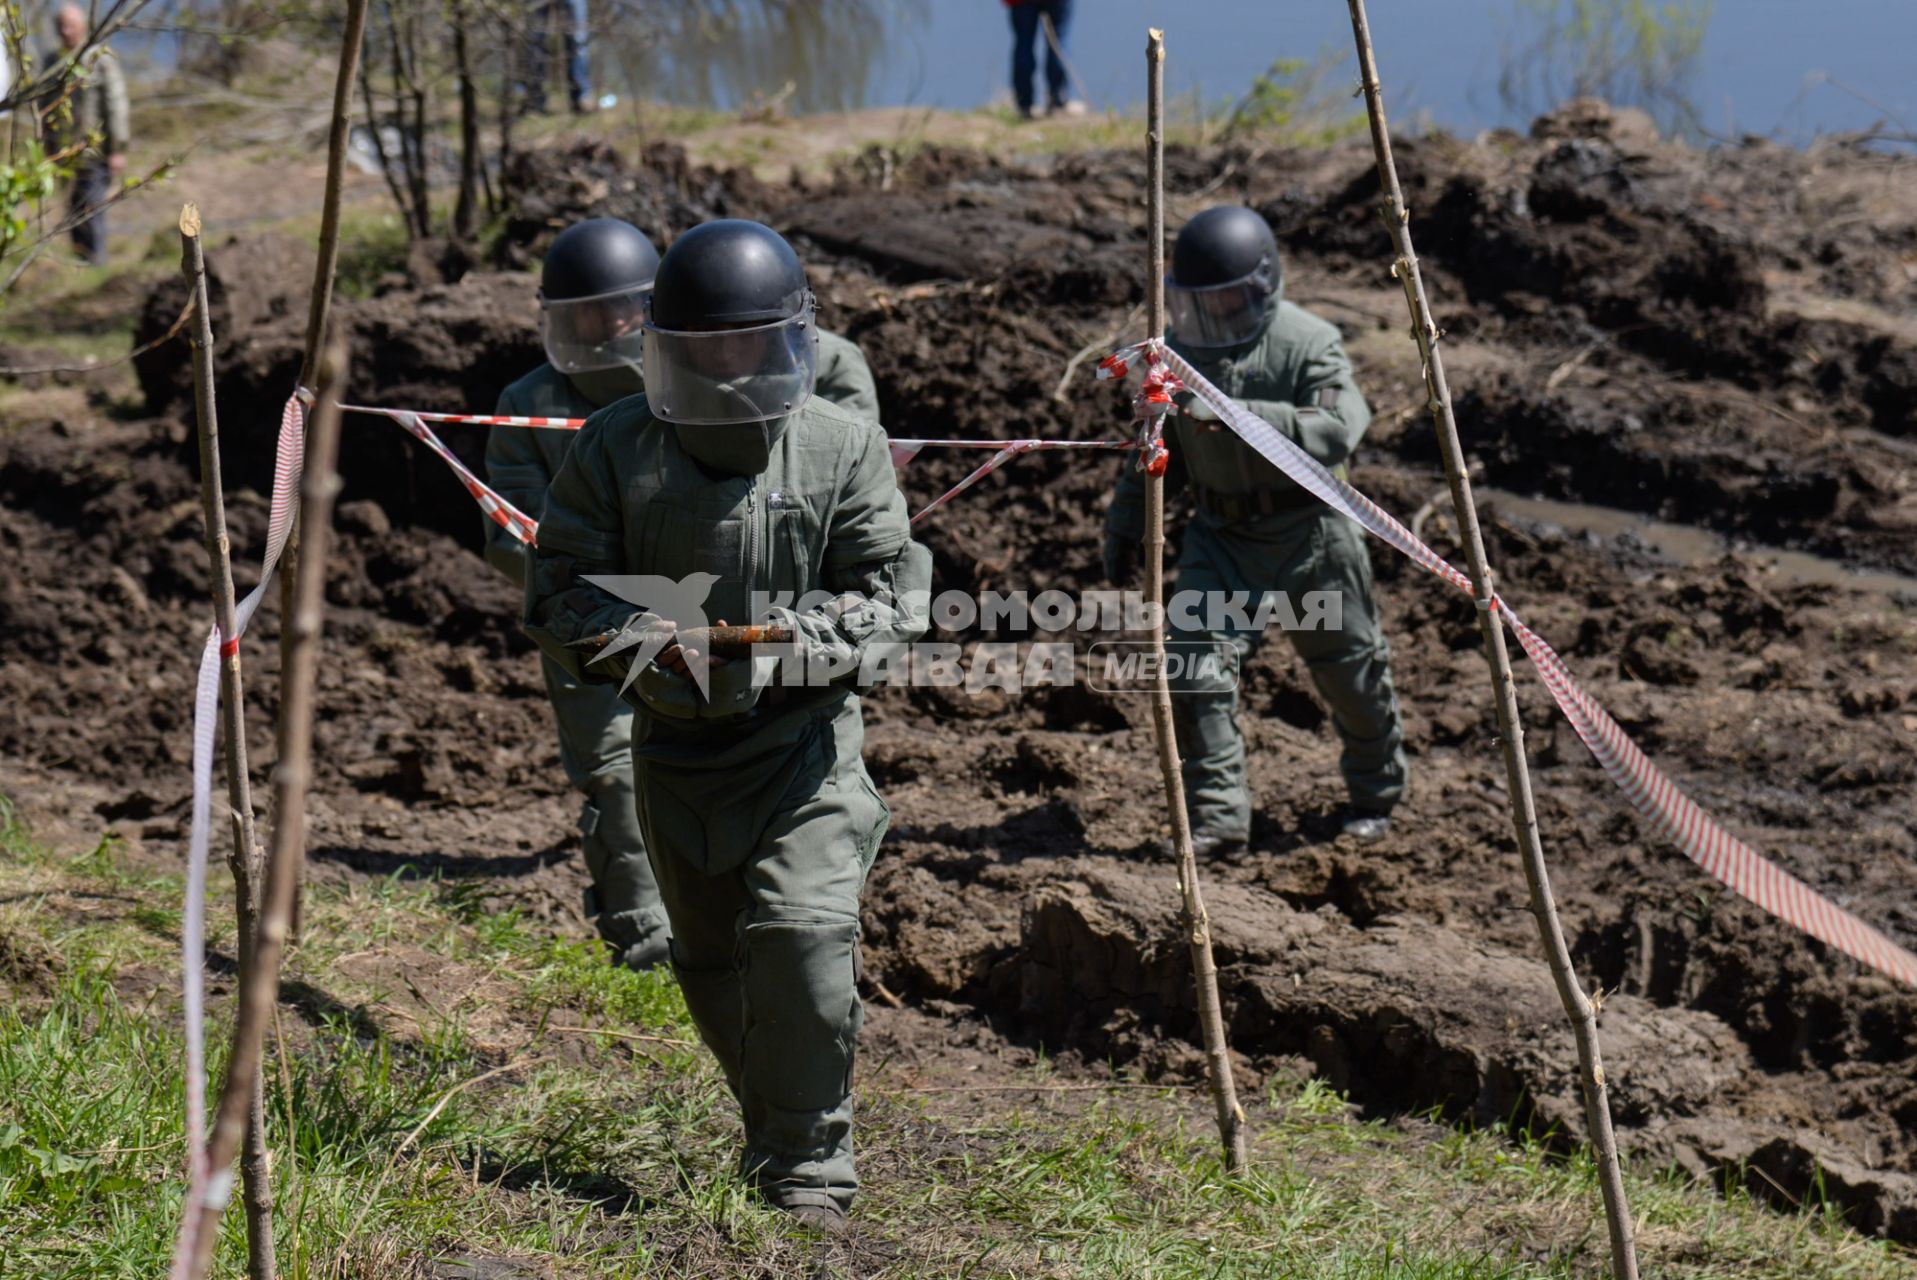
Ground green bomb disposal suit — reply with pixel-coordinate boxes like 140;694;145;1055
522;390;929;1213
484;332;880;969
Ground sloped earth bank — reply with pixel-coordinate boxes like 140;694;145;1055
7;109;1917;1240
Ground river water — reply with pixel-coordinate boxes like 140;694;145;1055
629;0;1916;144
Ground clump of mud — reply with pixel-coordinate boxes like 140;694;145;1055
13;114;1917;1239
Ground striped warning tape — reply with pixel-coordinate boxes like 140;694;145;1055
336;380;1917;985
345;404;1134;532
1142;338;1917;988
890;438;1136;526
360;407;541;545
173;389;307;1277
342;406;585;429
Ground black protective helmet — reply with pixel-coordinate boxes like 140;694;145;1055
1166;207;1280;348
540;217;661;302
538;218;659;382
1170;206;1279;289
648;219;809;330
642;219;818;429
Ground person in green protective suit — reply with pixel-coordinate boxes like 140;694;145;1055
487;217;882;973
521;219;929;1230
1104;205;1408;853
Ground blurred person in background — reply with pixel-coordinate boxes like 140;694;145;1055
40;4;128;265
521;0;592;115
1003;0;1083;120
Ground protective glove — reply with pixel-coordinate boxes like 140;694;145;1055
1179;391;1218;422
1102;528;1141;586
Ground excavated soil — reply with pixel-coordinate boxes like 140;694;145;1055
7;106;1917;1240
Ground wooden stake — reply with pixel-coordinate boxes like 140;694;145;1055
1341;4;1639;1275
180;344;347;1280
1144;27;1249;1174
180;202;277;1280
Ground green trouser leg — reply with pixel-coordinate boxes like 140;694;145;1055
1288;514;1407;812
641;737;887;1214
1168;545;1258;844
1168;511;1408;839
542;654;672;969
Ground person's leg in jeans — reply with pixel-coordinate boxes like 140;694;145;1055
1040;0;1073;111
562;0;591;111
1008;3;1040;119
67;162;110;266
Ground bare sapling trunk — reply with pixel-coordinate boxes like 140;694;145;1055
286;0;371;691
373;1;427;238
497;7;519;174
1143;27;1249;1175
359;38;412;234
272;0;366;1127
400;7;432;237
451;0;481;240
301;0;370;395
181;346;348;1280
1341;3;1639;1276
180;202;276;1280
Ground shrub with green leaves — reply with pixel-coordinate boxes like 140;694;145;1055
0;139;67;260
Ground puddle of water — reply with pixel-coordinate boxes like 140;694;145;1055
1478;488;1917;598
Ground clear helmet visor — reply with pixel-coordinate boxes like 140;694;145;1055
1166;263;1275;348
641;296;820;425
541;283;652;375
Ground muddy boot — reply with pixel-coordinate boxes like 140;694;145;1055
1341;810;1391;843
584;886;672;970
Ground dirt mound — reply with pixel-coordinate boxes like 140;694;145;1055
16;124;1917;1241
494;139;775;267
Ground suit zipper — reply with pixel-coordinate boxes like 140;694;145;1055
744;480;760;608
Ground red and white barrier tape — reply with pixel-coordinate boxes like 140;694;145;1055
890;438;1135;526
346;403;1132;533
342;406;585;430
345;406;542;546
1118;338;1917;988
172;389;308;1278
342;382;1917;983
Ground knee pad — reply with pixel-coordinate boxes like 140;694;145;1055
740;916;862;1126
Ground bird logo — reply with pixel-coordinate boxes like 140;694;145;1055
579;571;722;696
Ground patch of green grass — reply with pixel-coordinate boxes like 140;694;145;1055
0;962;192;1277
0;796;32;858
333;208;415;301
2;794;1913;1278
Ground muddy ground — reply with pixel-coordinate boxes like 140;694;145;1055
5;102;1917;1241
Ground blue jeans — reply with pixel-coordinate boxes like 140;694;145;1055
1008;0;1072;115
67;161;111;266
524;0;589;110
